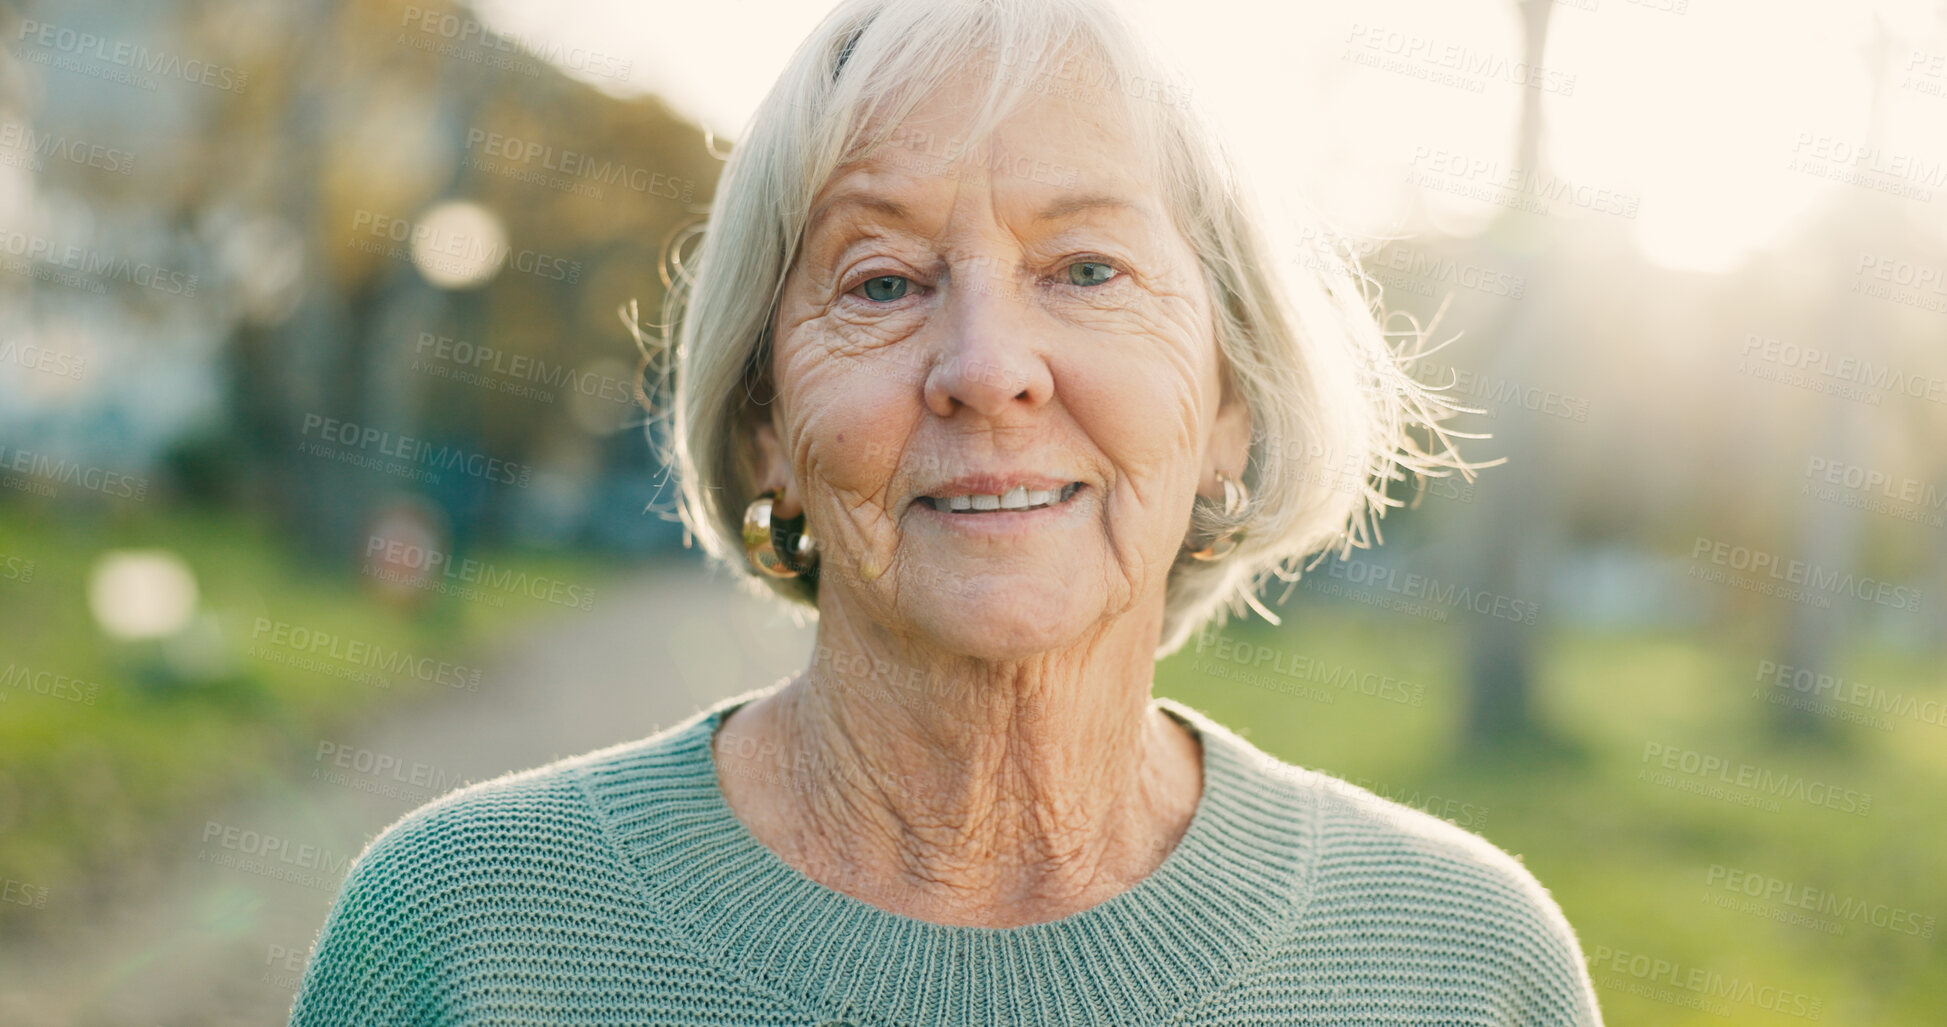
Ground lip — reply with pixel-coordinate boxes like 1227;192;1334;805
913;482;1088;531
915;474;1082;502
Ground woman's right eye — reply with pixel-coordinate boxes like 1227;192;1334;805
856;275;910;302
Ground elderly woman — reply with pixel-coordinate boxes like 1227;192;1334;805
291;0;1603;1024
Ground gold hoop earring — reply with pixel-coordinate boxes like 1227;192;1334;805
1187;470;1249;562
742;489;819;579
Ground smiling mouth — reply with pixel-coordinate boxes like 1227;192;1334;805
919;482;1083;513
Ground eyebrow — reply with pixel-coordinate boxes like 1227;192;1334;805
805;190;1149;240
1032;194;1146;224
806;194;912;240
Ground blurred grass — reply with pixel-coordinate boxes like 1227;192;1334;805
0;505;615;934
1156;611;1946;1027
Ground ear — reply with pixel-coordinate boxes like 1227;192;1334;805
1204;381;1254;497
750;406;802;519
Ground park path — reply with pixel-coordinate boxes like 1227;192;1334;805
0;557;816;1027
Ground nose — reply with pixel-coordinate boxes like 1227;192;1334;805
922;259;1055;419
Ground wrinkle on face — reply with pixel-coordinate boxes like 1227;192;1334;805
761;76;1227;660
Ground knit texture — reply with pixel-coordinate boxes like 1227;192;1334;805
288;689;1604;1026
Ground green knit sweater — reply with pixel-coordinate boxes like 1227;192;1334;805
288;690;1604;1025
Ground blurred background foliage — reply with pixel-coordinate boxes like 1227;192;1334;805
2;0;714;965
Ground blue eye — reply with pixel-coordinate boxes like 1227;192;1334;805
859;275;909;302
1067;261;1118;286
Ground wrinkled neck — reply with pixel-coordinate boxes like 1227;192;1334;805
712;603;1202;926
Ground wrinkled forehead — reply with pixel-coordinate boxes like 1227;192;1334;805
834;39;1164;187
828;111;1150;227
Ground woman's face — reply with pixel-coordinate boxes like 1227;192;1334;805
758;74;1250;660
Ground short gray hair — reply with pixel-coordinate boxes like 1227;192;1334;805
649;0;1477;658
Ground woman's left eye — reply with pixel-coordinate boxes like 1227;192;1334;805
1066;261;1119;287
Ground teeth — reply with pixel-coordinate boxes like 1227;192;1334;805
929;483;1080;513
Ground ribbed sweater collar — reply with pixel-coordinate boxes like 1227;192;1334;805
578;689;1316;1027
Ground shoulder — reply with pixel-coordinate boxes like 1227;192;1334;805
286;713;716;1025
344;736;639;884
1167;703;1602;1025
1303;770;1600;1021
1182;705;1568;934
334;707;721;903
353;689;747;859
1299;765;1571;930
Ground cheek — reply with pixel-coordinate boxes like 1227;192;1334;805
1056;303;1210;473
777;321;928;503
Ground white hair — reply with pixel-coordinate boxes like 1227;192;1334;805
646;0;1480;659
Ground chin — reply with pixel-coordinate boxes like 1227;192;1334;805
900;578;1095;662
